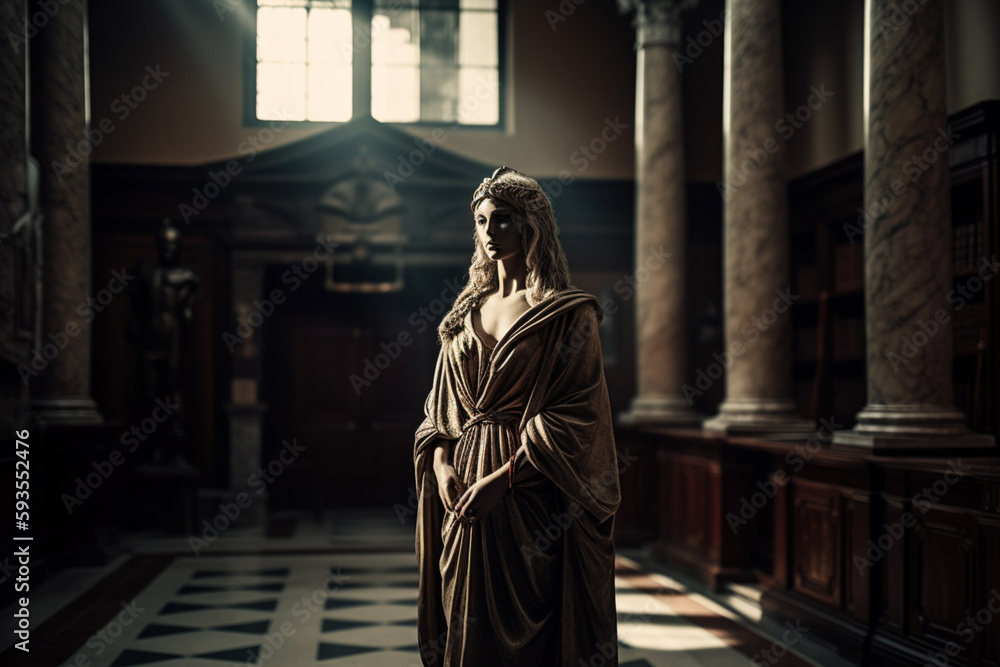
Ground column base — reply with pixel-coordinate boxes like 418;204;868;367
702;398;816;439
224;403;269;523
617;394;703;427
832;404;996;450
29;397;103;426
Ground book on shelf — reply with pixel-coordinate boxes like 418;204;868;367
953;222;984;272
832;317;864;360
796;327;817;362
833;244;863;291
796;265;819;299
953;302;985;355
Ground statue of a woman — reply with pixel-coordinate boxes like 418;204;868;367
413;167;621;665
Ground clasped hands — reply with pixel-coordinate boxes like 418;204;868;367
433;456;507;526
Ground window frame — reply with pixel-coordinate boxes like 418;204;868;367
242;0;508;130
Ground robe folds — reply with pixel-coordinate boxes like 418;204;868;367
413;288;621;666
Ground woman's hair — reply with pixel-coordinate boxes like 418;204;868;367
437;166;572;344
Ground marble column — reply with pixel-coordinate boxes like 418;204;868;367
702;0;813;436
618;0;702;427
1;0;28;240
833;0;993;449
28;0;101;424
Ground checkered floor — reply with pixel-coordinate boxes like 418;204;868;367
54;551;751;667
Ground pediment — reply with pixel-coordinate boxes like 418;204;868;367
221;115;490;184
200;117;493;250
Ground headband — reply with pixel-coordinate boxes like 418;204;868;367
471;166;536;212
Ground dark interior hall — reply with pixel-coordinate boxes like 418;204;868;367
1;0;998;665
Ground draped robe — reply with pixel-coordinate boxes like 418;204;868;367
413;288;621;666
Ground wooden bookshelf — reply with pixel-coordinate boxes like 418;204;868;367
788;100;999;434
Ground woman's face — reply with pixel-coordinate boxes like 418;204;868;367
475;198;523;262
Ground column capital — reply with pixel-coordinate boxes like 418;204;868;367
619;0;699;48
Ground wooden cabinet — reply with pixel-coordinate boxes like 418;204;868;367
865;462;1000;666
623;419;1000;666
977;513;1000;667
792;480;843;606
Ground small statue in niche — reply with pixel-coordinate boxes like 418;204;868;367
127;219;201;466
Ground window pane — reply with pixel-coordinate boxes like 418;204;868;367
260;0;349;6
458;10;497;66
258;62;307;120
420;10;457;65
372;10;420;66
419;11;458;122
419;66;458;122
257;7;307;63
413;0;461;8
307;64;352;121
372;66;420;122
309;8;352;65
457;67;499;125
